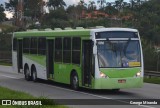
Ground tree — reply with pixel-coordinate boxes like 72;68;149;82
88;1;96;11
78;0;87;10
5;0;18;12
114;0;124;12
24;0;42;20
129;0;136;9
47;0;66;10
97;0;106;9
5;0;43;18
0;4;5;22
5;0;18;20
104;3;118;16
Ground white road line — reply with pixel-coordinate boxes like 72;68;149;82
0;74;19;79
42;83;157;108
139;105;156;108
0;73;158;108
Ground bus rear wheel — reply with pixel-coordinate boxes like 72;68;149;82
112;89;120;92
32;67;37;82
24;67;31;81
71;73;79;90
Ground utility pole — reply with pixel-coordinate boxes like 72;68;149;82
16;0;24;28
40;0;45;22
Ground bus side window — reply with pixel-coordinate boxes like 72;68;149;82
30;38;38;54
72;37;81;64
13;38;17;51
23;38;30;53
55;38;62;62
38;38;46;55
63;37;71;63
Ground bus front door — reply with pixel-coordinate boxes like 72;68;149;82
82;40;93;87
17;39;23;73
46;39;54;79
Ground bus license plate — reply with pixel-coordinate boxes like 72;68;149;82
118;79;126;83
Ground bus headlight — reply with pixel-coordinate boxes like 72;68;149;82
100;72;107;78
136;71;141;77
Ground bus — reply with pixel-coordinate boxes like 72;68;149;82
12;27;143;90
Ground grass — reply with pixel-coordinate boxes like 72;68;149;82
0;62;12;66
0;86;67;108
144;77;160;84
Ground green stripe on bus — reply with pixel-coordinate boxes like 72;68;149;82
100;68;141;78
14;30;91;37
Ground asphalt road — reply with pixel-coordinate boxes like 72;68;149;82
0;66;160;108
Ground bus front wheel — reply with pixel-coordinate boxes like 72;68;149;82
71;73;79;90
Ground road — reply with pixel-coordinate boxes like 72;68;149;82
0;66;160;108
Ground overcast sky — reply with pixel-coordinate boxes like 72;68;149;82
64;0;130;6
0;0;130;6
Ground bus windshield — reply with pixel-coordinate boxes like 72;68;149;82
97;40;141;68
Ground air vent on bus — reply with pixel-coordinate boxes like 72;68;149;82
27;29;38;31
76;27;84;29
32;29;38;31
65;27;72;30
54;28;62;30
96;26;105;29
45;28;52;31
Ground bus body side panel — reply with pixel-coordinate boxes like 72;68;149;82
54;63;82;85
17;39;23;73
12;51;18;73
92;77;143;89
23;54;47;80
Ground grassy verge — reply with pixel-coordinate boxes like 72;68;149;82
0;62;12;66
144;77;160;84
0;86;66;108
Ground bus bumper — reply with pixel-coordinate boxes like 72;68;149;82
92;77;143;89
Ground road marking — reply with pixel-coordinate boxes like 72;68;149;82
0;74;19;79
42;83;157;108
139;105;156;108
0;73;157;108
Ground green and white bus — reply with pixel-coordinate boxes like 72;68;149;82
12;27;143;90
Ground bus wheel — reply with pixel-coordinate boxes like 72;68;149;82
32;68;37;82
71;73;79;90
24;67;31;81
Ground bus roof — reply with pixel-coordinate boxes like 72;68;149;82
14;29;91;38
91;27;138;33
14;28;138;38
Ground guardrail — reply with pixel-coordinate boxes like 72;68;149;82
144;71;160;78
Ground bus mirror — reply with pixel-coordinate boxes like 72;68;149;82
93;45;97;55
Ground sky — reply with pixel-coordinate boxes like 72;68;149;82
0;0;130;19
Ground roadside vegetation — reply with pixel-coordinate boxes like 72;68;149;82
144;77;160;84
0;86;66;108
0;62;12;66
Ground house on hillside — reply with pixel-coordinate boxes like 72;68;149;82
81;10;109;19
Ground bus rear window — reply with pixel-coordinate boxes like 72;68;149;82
13;38;17;51
95;31;138;39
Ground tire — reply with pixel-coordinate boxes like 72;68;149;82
112;89;120;92
71;73;79;90
24;67;31;81
32;68;37;82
